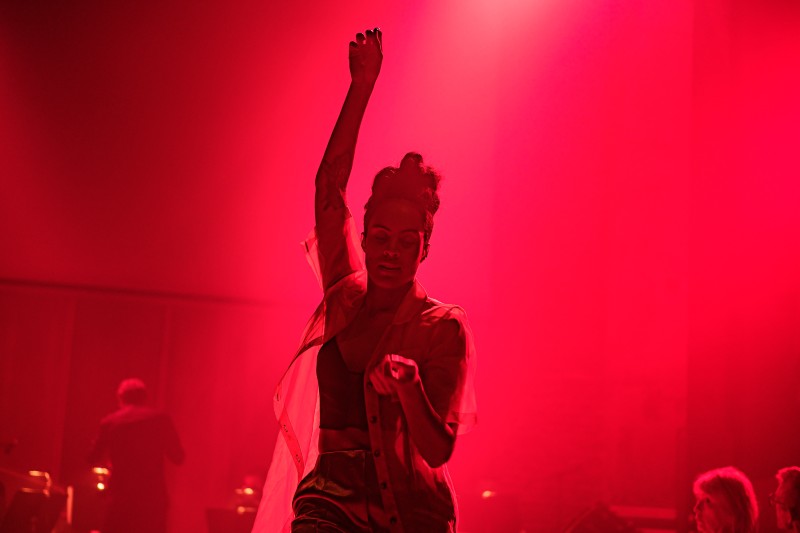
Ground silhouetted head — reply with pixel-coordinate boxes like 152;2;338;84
693;466;758;533
117;378;148;406
362;152;442;289
774;466;800;530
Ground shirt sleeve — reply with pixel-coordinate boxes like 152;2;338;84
307;177;365;292
419;306;478;435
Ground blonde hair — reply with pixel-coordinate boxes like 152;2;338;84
776;466;800;520
693;466;758;533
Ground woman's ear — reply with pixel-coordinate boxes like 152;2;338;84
361;232;367;252
421;242;430;263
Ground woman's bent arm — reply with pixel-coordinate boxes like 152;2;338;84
370;353;457;468
396;378;457;468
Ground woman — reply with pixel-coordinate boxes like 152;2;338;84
253;28;477;532
693;466;759;533
772;466;800;532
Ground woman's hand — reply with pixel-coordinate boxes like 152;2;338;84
368;353;456;467
368;353;419;396
349;28;382;87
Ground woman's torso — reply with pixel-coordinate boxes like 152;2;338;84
318;306;395;452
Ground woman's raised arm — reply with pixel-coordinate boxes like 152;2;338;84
314;28;383;224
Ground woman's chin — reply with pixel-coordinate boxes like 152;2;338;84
368;272;413;290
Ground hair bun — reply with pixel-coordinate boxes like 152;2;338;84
399;152;424;173
371;152;441;213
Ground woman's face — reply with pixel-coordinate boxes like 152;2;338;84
362;198;427;290
773;482;793;530
694;490;733;533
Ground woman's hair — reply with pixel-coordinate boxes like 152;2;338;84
776;466;800;519
693;466;759;533
364;152;442;246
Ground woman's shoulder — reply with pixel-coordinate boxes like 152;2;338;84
423;297;467;318
415;299;473;361
419;298;471;334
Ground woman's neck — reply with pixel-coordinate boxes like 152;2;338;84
364;280;413;316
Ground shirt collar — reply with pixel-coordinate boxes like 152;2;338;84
392;278;428;324
334;272;428;330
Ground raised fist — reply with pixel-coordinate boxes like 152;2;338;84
349;28;382;86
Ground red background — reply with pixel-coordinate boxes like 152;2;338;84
1;1;799;531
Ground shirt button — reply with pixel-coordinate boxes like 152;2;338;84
373;449;381;457
390;517;398;525
369;416;377;423
380;482;387;490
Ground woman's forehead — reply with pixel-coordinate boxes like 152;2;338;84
695;489;723;502
368;198;426;230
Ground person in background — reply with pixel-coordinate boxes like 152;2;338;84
772;466;800;532
88;378;184;533
693;466;759;533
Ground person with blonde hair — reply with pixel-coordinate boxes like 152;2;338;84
772;466;800;531
252;28;477;532
693;466;759;533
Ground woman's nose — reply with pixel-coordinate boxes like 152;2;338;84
383;249;399;258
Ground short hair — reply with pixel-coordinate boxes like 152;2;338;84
693;466;758;533
364;152;442;247
117;378;147;405
777;466;800;515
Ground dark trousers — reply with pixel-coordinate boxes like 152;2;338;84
292;450;389;532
